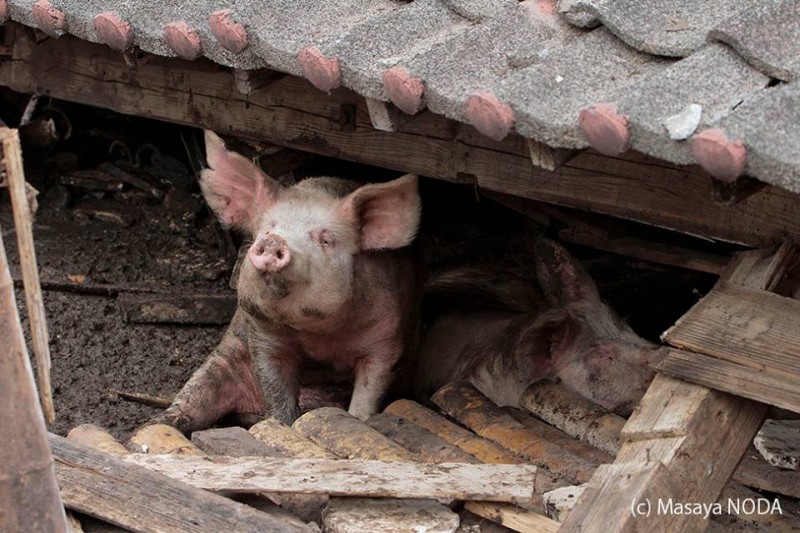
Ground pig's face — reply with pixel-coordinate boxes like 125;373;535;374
199;131;420;328
535;240;663;415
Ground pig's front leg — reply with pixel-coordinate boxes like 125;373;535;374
151;315;254;434
348;344;400;421
250;332;302;424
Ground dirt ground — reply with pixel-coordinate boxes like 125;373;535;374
0;100;714;441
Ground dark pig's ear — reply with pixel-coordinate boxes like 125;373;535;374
534;239;601;307
341;173;421;250
200;130;280;234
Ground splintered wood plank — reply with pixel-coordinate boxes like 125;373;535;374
663;284;800;376
656;348;800;414
720;242;797;291
49;434;314;533
366;412;479;464
432;382;597;484
464;502;560;533
122;454;538;504
292;407;415;461
735;450;800;499
561;374;767;532
4;26;800;247
384;400;523;465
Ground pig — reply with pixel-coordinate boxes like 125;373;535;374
416;239;664;415
151;131;421;433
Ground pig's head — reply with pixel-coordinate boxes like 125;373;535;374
534;239;664;415
200;131;421;328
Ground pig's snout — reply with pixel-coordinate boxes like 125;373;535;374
248;234;291;274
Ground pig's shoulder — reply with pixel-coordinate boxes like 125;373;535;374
295;177;360;198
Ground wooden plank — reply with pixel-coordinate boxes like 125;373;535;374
562;373;767;532
464;502;560;533
366;412;480;464
122;454;538;504
432;382;597;484
663;284;800;376
49;434;314;533
720;243;797;291
0;214;67;532
526;138;578;171
520;381;625;456
504;407;614;464
322;498;459;533
2;127;55;423
250;418;338;459
656;348;800;414
735;450;800;500
3;26;800;248
384;400;523;465
292;407;416;461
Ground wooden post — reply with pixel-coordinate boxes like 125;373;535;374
2;126;55;423
0;217;67;532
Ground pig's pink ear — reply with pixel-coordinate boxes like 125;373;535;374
199;130;280;233
342;174;421;250
534;239;601;307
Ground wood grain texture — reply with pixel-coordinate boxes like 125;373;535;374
122;454;538;504
249;418;338;459
562;374;767;532
0;211;66;533
3;26;800;247
49;434;314;533
366;412;479;464
464;502;560;533
656;348;800;414
663;284;800;376
292;407;415;461
384;400;523;465
432;383;596;485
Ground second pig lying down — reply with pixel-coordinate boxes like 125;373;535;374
416;239;665;415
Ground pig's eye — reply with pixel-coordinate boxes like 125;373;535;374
311;229;334;248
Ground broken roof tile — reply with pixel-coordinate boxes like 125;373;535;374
563;0;747;57
616;44;769;165
709;0;800;82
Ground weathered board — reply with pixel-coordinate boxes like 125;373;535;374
122;454;538;503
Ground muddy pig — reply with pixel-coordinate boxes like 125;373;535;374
152;131;421;433
416;239;664;415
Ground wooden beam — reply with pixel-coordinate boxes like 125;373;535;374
0;199;67;533
464;502;560;533
2;25;800;247
49;434;315;533
2;127;55;423
322;498;459;533
561;374;767;532
656;348;800;414
562;243;793;532
526;138;578;171
122;454;538;504
663;284;800;377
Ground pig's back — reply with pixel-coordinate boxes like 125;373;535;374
295;176;360;198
